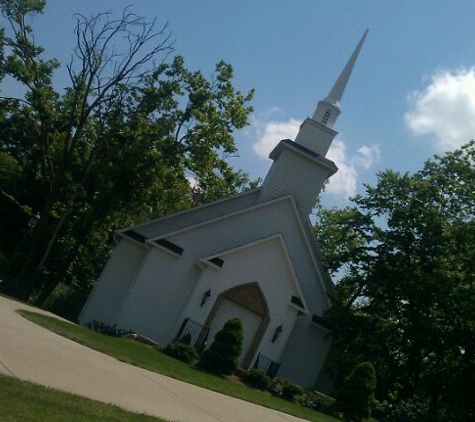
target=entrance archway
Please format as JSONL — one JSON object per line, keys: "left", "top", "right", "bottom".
{"left": 203, "top": 282, "right": 270, "bottom": 369}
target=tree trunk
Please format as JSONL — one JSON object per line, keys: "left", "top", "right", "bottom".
{"left": 16, "top": 193, "right": 55, "bottom": 282}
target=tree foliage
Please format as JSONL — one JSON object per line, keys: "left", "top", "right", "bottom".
{"left": 316, "top": 141, "right": 475, "bottom": 421}
{"left": 0, "top": 1, "right": 256, "bottom": 301}
{"left": 335, "top": 361, "right": 376, "bottom": 422}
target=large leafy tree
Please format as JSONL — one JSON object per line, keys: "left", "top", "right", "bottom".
{"left": 0, "top": 0, "right": 256, "bottom": 301}
{"left": 316, "top": 141, "right": 475, "bottom": 421}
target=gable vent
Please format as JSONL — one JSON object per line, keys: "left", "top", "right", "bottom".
{"left": 208, "top": 257, "right": 224, "bottom": 268}
{"left": 312, "top": 314, "right": 331, "bottom": 330}
{"left": 123, "top": 230, "right": 148, "bottom": 244}
{"left": 154, "top": 238, "right": 184, "bottom": 256}
{"left": 291, "top": 295, "right": 304, "bottom": 309}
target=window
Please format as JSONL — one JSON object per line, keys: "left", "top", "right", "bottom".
{"left": 322, "top": 109, "right": 331, "bottom": 124}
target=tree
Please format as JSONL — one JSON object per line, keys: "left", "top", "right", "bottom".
{"left": 335, "top": 361, "right": 376, "bottom": 422}
{"left": 199, "top": 318, "right": 243, "bottom": 375}
{"left": 0, "top": 1, "right": 256, "bottom": 301}
{"left": 316, "top": 141, "right": 475, "bottom": 421}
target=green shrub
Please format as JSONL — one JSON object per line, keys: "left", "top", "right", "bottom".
{"left": 373, "top": 395, "right": 430, "bottom": 422}
{"left": 85, "top": 320, "right": 133, "bottom": 337}
{"left": 199, "top": 318, "right": 243, "bottom": 375}
{"left": 42, "top": 283, "right": 87, "bottom": 321}
{"left": 268, "top": 377, "right": 284, "bottom": 397}
{"left": 335, "top": 361, "right": 377, "bottom": 422}
{"left": 163, "top": 340, "right": 198, "bottom": 364}
{"left": 282, "top": 380, "right": 303, "bottom": 400}
{"left": 241, "top": 369, "right": 271, "bottom": 390}
{"left": 268, "top": 377, "right": 303, "bottom": 401}
{"left": 178, "top": 333, "right": 192, "bottom": 345}
{"left": 299, "top": 390, "right": 336, "bottom": 415}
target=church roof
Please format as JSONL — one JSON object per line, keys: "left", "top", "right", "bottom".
{"left": 119, "top": 194, "right": 336, "bottom": 309}
{"left": 120, "top": 187, "right": 261, "bottom": 240}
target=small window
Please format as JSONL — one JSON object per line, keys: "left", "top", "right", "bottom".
{"left": 322, "top": 109, "right": 331, "bottom": 124}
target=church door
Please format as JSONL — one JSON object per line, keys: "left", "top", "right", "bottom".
{"left": 206, "top": 298, "right": 262, "bottom": 364}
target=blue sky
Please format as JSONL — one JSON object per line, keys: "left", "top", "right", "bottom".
{"left": 4, "top": 0, "right": 475, "bottom": 207}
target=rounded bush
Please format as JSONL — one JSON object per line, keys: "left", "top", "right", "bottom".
{"left": 163, "top": 341, "right": 198, "bottom": 364}
{"left": 242, "top": 369, "right": 271, "bottom": 390}
{"left": 282, "top": 380, "right": 303, "bottom": 400}
{"left": 300, "top": 390, "right": 336, "bottom": 415}
{"left": 199, "top": 318, "right": 243, "bottom": 375}
{"left": 269, "top": 377, "right": 303, "bottom": 400}
{"left": 178, "top": 333, "right": 192, "bottom": 345}
{"left": 335, "top": 361, "right": 377, "bottom": 422}
{"left": 268, "top": 377, "right": 284, "bottom": 397}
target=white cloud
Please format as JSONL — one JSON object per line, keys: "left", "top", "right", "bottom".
{"left": 353, "top": 144, "right": 381, "bottom": 170}
{"left": 404, "top": 68, "right": 475, "bottom": 150}
{"left": 326, "top": 140, "right": 380, "bottom": 198}
{"left": 252, "top": 118, "right": 301, "bottom": 158}
{"left": 249, "top": 114, "right": 380, "bottom": 200}
{"left": 326, "top": 138, "right": 358, "bottom": 198}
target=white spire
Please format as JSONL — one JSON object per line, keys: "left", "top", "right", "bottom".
{"left": 325, "top": 29, "right": 368, "bottom": 108}
{"left": 311, "top": 29, "right": 368, "bottom": 127}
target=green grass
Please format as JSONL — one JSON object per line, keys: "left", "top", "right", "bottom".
{"left": 17, "top": 309, "right": 339, "bottom": 422}
{"left": 0, "top": 373, "right": 167, "bottom": 422}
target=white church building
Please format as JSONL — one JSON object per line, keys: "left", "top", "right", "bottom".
{"left": 79, "top": 32, "right": 367, "bottom": 389}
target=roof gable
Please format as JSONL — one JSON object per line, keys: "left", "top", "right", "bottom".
{"left": 119, "top": 188, "right": 261, "bottom": 239}
{"left": 200, "top": 234, "right": 309, "bottom": 314}
{"left": 117, "top": 191, "right": 334, "bottom": 310}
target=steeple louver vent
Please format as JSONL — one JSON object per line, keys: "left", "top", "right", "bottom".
{"left": 322, "top": 110, "right": 331, "bottom": 124}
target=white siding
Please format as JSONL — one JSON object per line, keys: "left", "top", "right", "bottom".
{"left": 79, "top": 239, "right": 146, "bottom": 326}
{"left": 178, "top": 236, "right": 302, "bottom": 364}
{"left": 82, "top": 196, "right": 333, "bottom": 386}
{"left": 259, "top": 148, "right": 333, "bottom": 218}
{"left": 115, "top": 247, "right": 202, "bottom": 344}
{"left": 294, "top": 117, "right": 336, "bottom": 156}
{"left": 168, "top": 198, "right": 327, "bottom": 315}
{"left": 277, "top": 317, "right": 332, "bottom": 388}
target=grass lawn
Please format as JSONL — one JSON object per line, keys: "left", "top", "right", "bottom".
{"left": 0, "top": 373, "right": 167, "bottom": 422}
{"left": 18, "top": 309, "right": 339, "bottom": 422}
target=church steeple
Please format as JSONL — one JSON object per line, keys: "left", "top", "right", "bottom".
{"left": 259, "top": 31, "right": 367, "bottom": 219}
{"left": 312, "top": 29, "right": 368, "bottom": 129}
{"left": 294, "top": 30, "right": 368, "bottom": 157}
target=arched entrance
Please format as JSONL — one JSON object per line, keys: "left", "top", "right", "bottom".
{"left": 203, "top": 282, "right": 270, "bottom": 369}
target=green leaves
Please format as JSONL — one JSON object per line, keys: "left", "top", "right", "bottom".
{"left": 317, "top": 142, "right": 475, "bottom": 419}
{"left": 0, "top": 3, "right": 256, "bottom": 300}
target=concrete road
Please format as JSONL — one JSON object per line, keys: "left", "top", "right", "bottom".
{"left": 0, "top": 295, "right": 309, "bottom": 422}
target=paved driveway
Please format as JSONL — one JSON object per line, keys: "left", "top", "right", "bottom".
{"left": 0, "top": 295, "right": 308, "bottom": 422}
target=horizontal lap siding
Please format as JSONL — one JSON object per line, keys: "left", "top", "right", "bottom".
{"left": 96, "top": 197, "right": 331, "bottom": 386}
{"left": 115, "top": 248, "right": 201, "bottom": 345}
{"left": 184, "top": 237, "right": 300, "bottom": 363}
{"left": 169, "top": 199, "right": 327, "bottom": 315}
{"left": 277, "top": 317, "right": 332, "bottom": 388}
{"left": 259, "top": 149, "right": 330, "bottom": 218}
{"left": 79, "top": 240, "right": 146, "bottom": 326}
